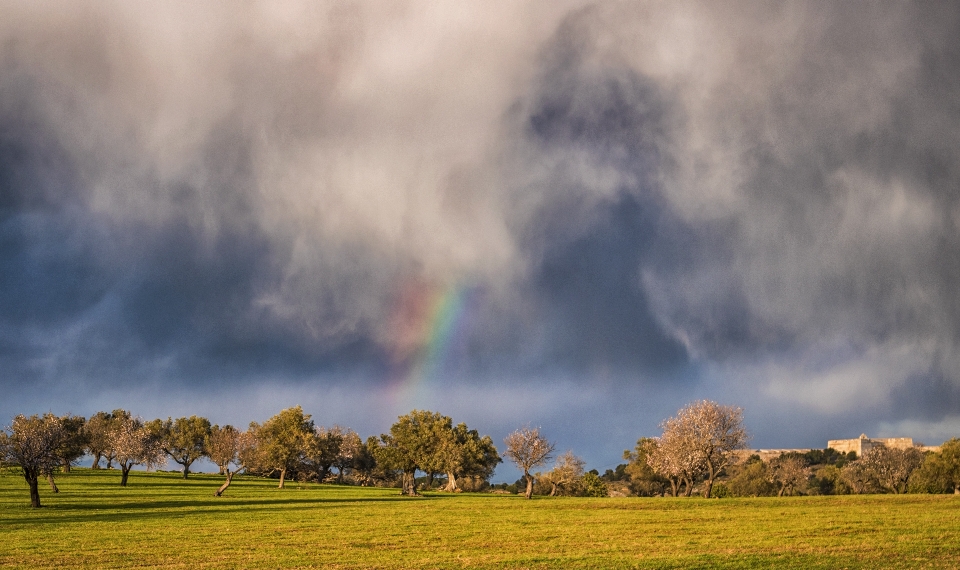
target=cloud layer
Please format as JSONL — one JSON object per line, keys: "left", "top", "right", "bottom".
{"left": 2, "top": 1, "right": 960, "bottom": 468}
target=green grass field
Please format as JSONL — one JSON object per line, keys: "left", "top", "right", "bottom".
{"left": 2, "top": 468, "right": 959, "bottom": 569}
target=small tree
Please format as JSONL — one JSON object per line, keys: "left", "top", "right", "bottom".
{"left": 83, "top": 411, "right": 114, "bottom": 469}
{"left": 546, "top": 451, "right": 585, "bottom": 496}
{"left": 623, "top": 438, "right": 669, "bottom": 496}
{"left": 503, "top": 425, "right": 555, "bottom": 499}
{"left": 304, "top": 425, "right": 344, "bottom": 483}
{"left": 84, "top": 409, "right": 130, "bottom": 469}
{"left": 910, "top": 439, "right": 960, "bottom": 494}
{"left": 43, "top": 413, "right": 88, "bottom": 493}
{"left": 726, "top": 455, "right": 775, "bottom": 497}
{"left": 581, "top": 471, "right": 609, "bottom": 497}
{"left": 248, "top": 406, "right": 314, "bottom": 488}
{"left": 331, "top": 428, "right": 363, "bottom": 484}
{"left": 860, "top": 445, "right": 925, "bottom": 494}
{"left": 769, "top": 453, "right": 809, "bottom": 496}
{"left": 207, "top": 424, "right": 241, "bottom": 476}
{"left": 660, "top": 400, "right": 748, "bottom": 498}
{"left": 208, "top": 427, "right": 257, "bottom": 497}
{"left": 112, "top": 416, "right": 166, "bottom": 486}
{"left": 1, "top": 414, "right": 66, "bottom": 508}
{"left": 150, "top": 416, "right": 212, "bottom": 479}
{"left": 644, "top": 434, "right": 703, "bottom": 497}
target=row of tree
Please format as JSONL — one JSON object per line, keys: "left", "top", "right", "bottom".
{"left": 618, "top": 401, "right": 960, "bottom": 497}
{"left": 1, "top": 407, "right": 526, "bottom": 507}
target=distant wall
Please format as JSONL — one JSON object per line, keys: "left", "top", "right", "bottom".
{"left": 827, "top": 435, "right": 915, "bottom": 456}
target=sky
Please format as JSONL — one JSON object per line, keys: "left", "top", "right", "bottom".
{"left": 2, "top": 1, "right": 960, "bottom": 481}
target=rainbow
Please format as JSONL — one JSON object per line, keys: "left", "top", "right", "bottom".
{"left": 385, "top": 280, "right": 481, "bottom": 409}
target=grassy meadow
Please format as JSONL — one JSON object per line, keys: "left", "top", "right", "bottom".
{"left": 2, "top": 468, "right": 960, "bottom": 569}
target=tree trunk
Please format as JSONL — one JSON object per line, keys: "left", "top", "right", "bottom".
{"left": 426, "top": 472, "right": 434, "bottom": 490}
{"left": 278, "top": 467, "right": 287, "bottom": 489}
{"left": 682, "top": 477, "right": 693, "bottom": 497}
{"left": 120, "top": 464, "right": 131, "bottom": 486}
{"left": 402, "top": 471, "right": 419, "bottom": 496}
{"left": 47, "top": 472, "right": 59, "bottom": 493}
{"left": 24, "top": 469, "right": 42, "bottom": 508}
{"left": 62, "top": 461, "right": 71, "bottom": 474}
{"left": 703, "top": 461, "right": 716, "bottom": 498}
{"left": 91, "top": 453, "right": 101, "bottom": 470}
{"left": 214, "top": 469, "right": 236, "bottom": 497}
{"left": 668, "top": 478, "right": 678, "bottom": 497}
{"left": 445, "top": 471, "right": 459, "bottom": 492}
{"left": 524, "top": 473, "right": 534, "bottom": 499}
{"left": 182, "top": 464, "right": 190, "bottom": 479}
{"left": 954, "top": 484, "right": 959, "bottom": 495}
{"left": 777, "top": 486, "right": 785, "bottom": 497}
{"left": 549, "top": 481, "right": 558, "bottom": 496}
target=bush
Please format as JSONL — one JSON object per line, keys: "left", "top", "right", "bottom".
{"left": 581, "top": 472, "right": 608, "bottom": 497}
{"left": 711, "top": 482, "right": 731, "bottom": 498}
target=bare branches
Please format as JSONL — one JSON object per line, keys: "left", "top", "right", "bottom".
{"left": 503, "top": 426, "right": 555, "bottom": 499}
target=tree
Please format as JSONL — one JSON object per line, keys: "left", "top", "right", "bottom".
{"left": 503, "top": 425, "right": 555, "bottom": 499}
{"left": 248, "top": 406, "right": 314, "bottom": 488}
{"left": 43, "top": 413, "right": 88, "bottom": 493}
{"left": 1, "top": 414, "right": 66, "bottom": 508}
{"left": 859, "top": 445, "right": 925, "bottom": 494}
{"left": 910, "top": 439, "right": 960, "bottom": 494}
{"left": 207, "top": 424, "right": 241, "bottom": 476}
{"left": 84, "top": 409, "right": 130, "bottom": 469}
{"left": 149, "top": 416, "right": 212, "bottom": 479}
{"left": 769, "top": 452, "right": 809, "bottom": 496}
{"left": 546, "top": 451, "right": 585, "bottom": 496}
{"left": 207, "top": 427, "right": 257, "bottom": 497}
{"left": 660, "top": 400, "right": 748, "bottom": 498}
{"left": 644, "top": 433, "right": 703, "bottom": 497}
{"left": 304, "top": 425, "right": 344, "bottom": 483}
{"left": 436, "top": 423, "right": 501, "bottom": 492}
{"left": 112, "top": 416, "right": 166, "bottom": 486}
{"left": 623, "top": 438, "right": 669, "bottom": 496}
{"left": 840, "top": 458, "right": 881, "bottom": 494}
{"left": 580, "top": 471, "right": 609, "bottom": 497}
{"left": 331, "top": 428, "right": 364, "bottom": 484}
{"left": 373, "top": 410, "right": 451, "bottom": 496}
{"left": 726, "top": 455, "right": 775, "bottom": 497}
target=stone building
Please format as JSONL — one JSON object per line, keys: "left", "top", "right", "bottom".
{"left": 827, "top": 434, "right": 915, "bottom": 456}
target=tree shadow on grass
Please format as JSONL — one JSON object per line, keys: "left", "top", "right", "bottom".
{"left": 11, "top": 494, "right": 455, "bottom": 525}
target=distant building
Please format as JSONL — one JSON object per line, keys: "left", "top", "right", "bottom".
{"left": 732, "top": 434, "right": 940, "bottom": 463}
{"left": 827, "top": 434, "right": 939, "bottom": 455}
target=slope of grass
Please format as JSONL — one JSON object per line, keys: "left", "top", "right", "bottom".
{"left": 2, "top": 468, "right": 959, "bottom": 569}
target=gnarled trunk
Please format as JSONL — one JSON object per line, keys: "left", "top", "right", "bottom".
{"left": 444, "top": 471, "right": 459, "bottom": 492}
{"left": 120, "top": 463, "right": 132, "bottom": 486}
{"left": 214, "top": 469, "right": 236, "bottom": 497}
{"left": 278, "top": 467, "right": 287, "bottom": 489}
{"left": 47, "top": 472, "right": 59, "bottom": 493}
{"left": 401, "top": 471, "right": 419, "bottom": 496}
{"left": 91, "top": 453, "right": 102, "bottom": 469}
{"left": 524, "top": 472, "right": 534, "bottom": 499}
{"left": 549, "top": 481, "right": 558, "bottom": 496}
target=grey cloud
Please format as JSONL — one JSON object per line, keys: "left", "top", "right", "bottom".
{"left": 2, "top": 1, "right": 960, "bottom": 456}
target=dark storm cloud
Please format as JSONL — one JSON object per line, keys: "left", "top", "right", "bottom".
{"left": 3, "top": 1, "right": 960, "bottom": 455}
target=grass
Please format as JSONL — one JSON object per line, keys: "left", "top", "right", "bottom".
{"left": 2, "top": 468, "right": 960, "bottom": 569}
